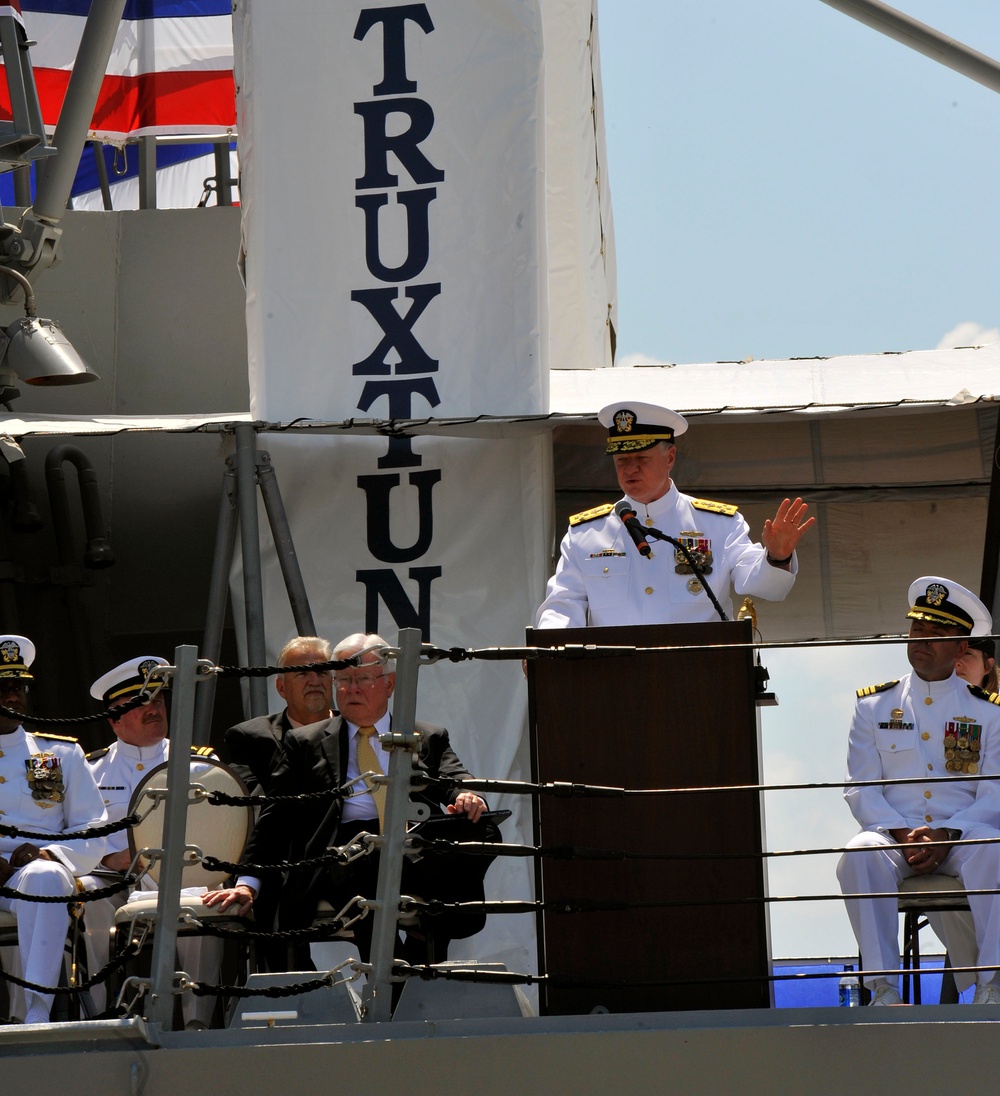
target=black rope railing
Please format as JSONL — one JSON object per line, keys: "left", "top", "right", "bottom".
{"left": 0, "top": 686, "right": 160, "bottom": 727}
{"left": 205, "top": 786, "right": 343, "bottom": 808}
{"left": 183, "top": 918, "right": 358, "bottom": 944}
{"left": 0, "top": 630, "right": 988, "bottom": 728}
{"left": 4, "top": 633, "right": 998, "bottom": 1018}
{"left": 0, "top": 936, "right": 142, "bottom": 997}
{"left": 378, "top": 960, "right": 1000, "bottom": 992}
{"left": 422, "top": 631, "right": 998, "bottom": 664}
{"left": 0, "top": 651, "right": 371, "bottom": 727}
{"left": 0, "top": 812, "right": 139, "bottom": 842}
{"left": 213, "top": 656, "right": 359, "bottom": 679}
{"left": 411, "top": 833, "right": 1000, "bottom": 863}
{"left": 183, "top": 957, "right": 1000, "bottom": 1000}
{"left": 191, "top": 970, "right": 359, "bottom": 1000}
{"left": 424, "top": 771, "right": 1000, "bottom": 800}
{"left": 395, "top": 886, "right": 1000, "bottom": 921}
{"left": 0, "top": 876, "right": 135, "bottom": 904}
{"left": 202, "top": 844, "right": 372, "bottom": 877}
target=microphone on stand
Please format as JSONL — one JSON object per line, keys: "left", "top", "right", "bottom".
{"left": 614, "top": 500, "right": 652, "bottom": 558}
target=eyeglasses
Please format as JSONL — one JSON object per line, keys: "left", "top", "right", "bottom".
{"left": 333, "top": 670, "right": 385, "bottom": 691}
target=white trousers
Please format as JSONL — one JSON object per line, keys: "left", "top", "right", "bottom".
{"left": 0, "top": 859, "right": 76, "bottom": 1023}
{"left": 926, "top": 910, "right": 977, "bottom": 993}
{"left": 82, "top": 881, "right": 222, "bottom": 1026}
{"left": 837, "top": 824, "right": 1000, "bottom": 990}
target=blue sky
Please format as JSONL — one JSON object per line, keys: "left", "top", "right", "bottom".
{"left": 600, "top": 0, "right": 1000, "bottom": 366}
{"left": 598, "top": 2, "right": 1000, "bottom": 964}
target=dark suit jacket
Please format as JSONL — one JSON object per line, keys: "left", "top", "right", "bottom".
{"left": 225, "top": 710, "right": 292, "bottom": 795}
{"left": 242, "top": 716, "right": 480, "bottom": 932}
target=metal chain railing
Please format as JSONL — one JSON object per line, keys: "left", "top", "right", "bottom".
{"left": 6, "top": 631, "right": 999, "bottom": 1018}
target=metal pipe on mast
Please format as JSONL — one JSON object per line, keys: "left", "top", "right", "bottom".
{"left": 818, "top": 0, "right": 1000, "bottom": 95}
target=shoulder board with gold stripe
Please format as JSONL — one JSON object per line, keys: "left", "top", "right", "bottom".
{"left": 86, "top": 745, "right": 111, "bottom": 762}
{"left": 856, "top": 680, "right": 900, "bottom": 698}
{"left": 968, "top": 685, "right": 1000, "bottom": 706}
{"left": 690, "top": 497, "right": 739, "bottom": 517}
{"left": 569, "top": 502, "right": 615, "bottom": 527}
{"left": 32, "top": 731, "right": 79, "bottom": 743}
{"left": 191, "top": 745, "right": 217, "bottom": 756}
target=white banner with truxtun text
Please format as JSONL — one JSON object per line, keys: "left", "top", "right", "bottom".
{"left": 234, "top": 0, "right": 614, "bottom": 976}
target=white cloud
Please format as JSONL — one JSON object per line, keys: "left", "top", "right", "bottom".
{"left": 936, "top": 321, "right": 1000, "bottom": 349}
{"left": 614, "top": 351, "right": 671, "bottom": 368}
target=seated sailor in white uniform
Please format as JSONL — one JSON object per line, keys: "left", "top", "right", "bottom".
{"left": 837, "top": 577, "right": 1000, "bottom": 1006}
{"left": 0, "top": 635, "right": 107, "bottom": 1025}
{"left": 535, "top": 400, "right": 815, "bottom": 629}
{"left": 84, "top": 656, "right": 220, "bottom": 1027}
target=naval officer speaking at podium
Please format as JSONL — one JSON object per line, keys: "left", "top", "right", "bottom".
{"left": 534, "top": 401, "right": 815, "bottom": 628}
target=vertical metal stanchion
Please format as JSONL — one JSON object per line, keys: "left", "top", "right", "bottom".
{"left": 361, "top": 628, "right": 422, "bottom": 1023}
{"left": 235, "top": 423, "right": 269, "bottom": 716}
{"left": 256, "top": 450, "right": 317, "bottom": 636}
{"left": 193, "top": 466, "right": 238, "bottom": 743}
{"left": 147, "top": 645, "right": 199, "bottom": 1031}
{"left": 213, "top": 141, "right": 233, "bottom": 207}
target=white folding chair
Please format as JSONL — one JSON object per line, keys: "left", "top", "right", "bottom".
{"left": 111, "top": 758, "right": 255, "bottom": 1019}
{"left": 897, "top": 874, "right": 970, "bottom": 1004}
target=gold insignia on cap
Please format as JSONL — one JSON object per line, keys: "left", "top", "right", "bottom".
{"left": 925, "top": 583, "right": 948, "bottom": 607}
{"left": 0, "top": 640, "right": 20, "bottom": 664}
{"left": 614, "top": 409, "right": 636, "bottom": 434}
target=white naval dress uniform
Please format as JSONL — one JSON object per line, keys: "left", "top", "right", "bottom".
{"left": 535, "top": 483, "right": 798, "bottom": 629}
{"left": 836, "top": 672, "right": 1000, "bottom": 990}
{"left": 85, "top": 738, "right": 221, "bottom": 1024}
{"left": 0, "top": 727, "right": 107, "bottom": 1024}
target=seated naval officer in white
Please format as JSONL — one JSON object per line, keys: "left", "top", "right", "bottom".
{"left": 924, "top": 637, "right": 1000, "bottom": 997}
{"left": 534, "top": 401, "right": 815, "bottom": 628}
{"left": 84, "top": 657, "right": 220, "bottom": 1027}
{"left": 837, "top": 578, "right": 1000, "bottom": 1006}
{"left": 0, "top": 635, "right": 107, "bottom": 1025}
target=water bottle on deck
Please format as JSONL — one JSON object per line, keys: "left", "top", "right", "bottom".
{"left": 838, "top": 965, "right": 860, "bottom": 1007}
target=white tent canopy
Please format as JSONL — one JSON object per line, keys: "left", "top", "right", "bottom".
{"left": 1, "top": 342, "right": 996, "bottom": 438}
{"left": 2, "top": 344, "right": 995, "bottom": 646}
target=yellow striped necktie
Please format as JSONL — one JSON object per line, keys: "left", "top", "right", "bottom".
{"left": 356, "top": 724, "right": 386, "bottom": 829}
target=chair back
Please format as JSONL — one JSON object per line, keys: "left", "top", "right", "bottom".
{"left": 127, "top": 758, "right": 252, "bottom": 890}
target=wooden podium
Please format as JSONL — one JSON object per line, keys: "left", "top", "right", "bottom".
{"left": 526, "top": 620, "right": 772, "bottom": 1014}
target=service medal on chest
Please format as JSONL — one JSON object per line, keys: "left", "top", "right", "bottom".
{"left": 674, "top": 531, "right": 713, "bottom": 575}
{"left": 24, "top": 752, "right": 64, "bottom": 804}
{"left": 944, "top": 717, "right": 982, "bottom": 774}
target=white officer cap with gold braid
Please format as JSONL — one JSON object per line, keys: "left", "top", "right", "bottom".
{"left": 91, "top": 656, "right": 169, "bottom": 705}
{"left": 598, "top": 401, "right": 688, "bottom": 454}
{"left": 906, "top": 576, "right": 991, "bottom": 637}
{"left": 0, "top": 635, "right": 34, "bottom": 679}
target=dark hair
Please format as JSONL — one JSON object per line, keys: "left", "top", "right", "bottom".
{"left": 966, "top": 638, "right": 999, "bottom": 693}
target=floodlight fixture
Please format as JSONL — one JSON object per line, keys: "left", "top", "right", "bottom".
{"left": 0, "top": 264, "right": 98, "bottom": 401}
